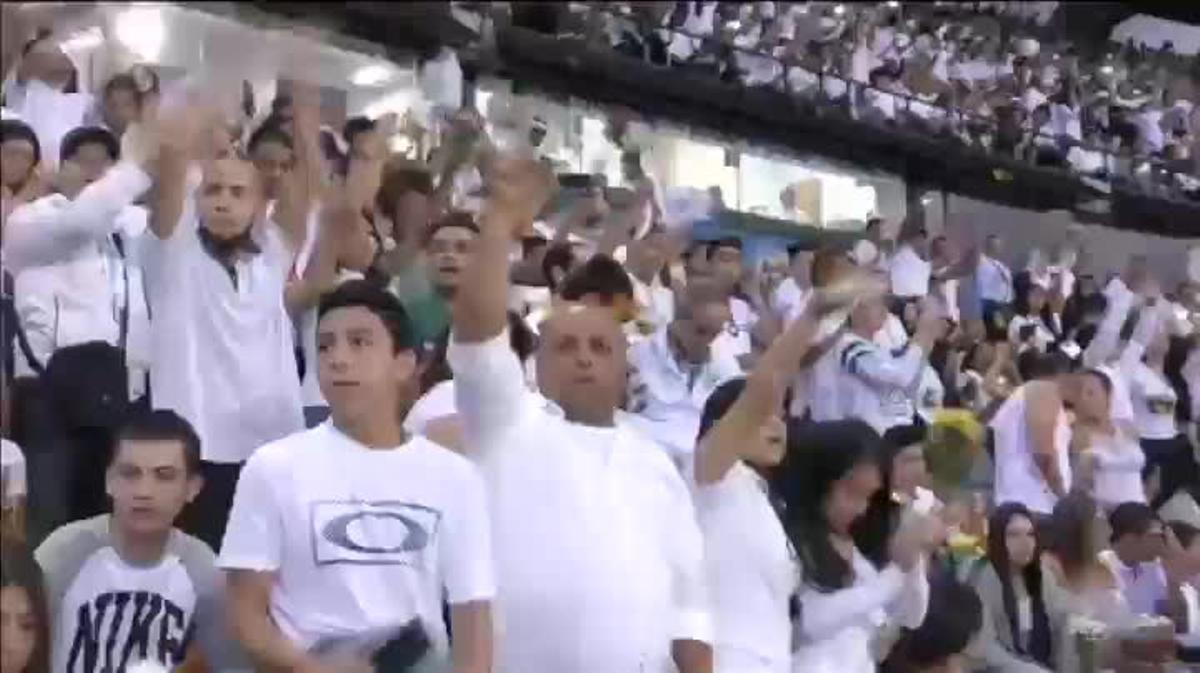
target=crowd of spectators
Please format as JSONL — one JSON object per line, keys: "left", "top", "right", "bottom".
{"left": 1, "top": 5, "right": 1200, "bottom": 673}
{"left": 506, "top": 1, "right": 1200, "bottom": 200}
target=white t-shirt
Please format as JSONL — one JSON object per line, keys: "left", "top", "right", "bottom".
{"left": 141, "top": 195, "right": 303, "bottom": 463}
{"left": 889, "top": 245, "right": 931, "bottom": 298}
{"left": 1120, "top": 346, "right": 1179, "bottom": 440}
{"left": 1, "top": 439, "right": 26, "bottom": 503}
{"left": 448, "top": 332, "right": 712, "bottom": 673}
{"left": 695, "top": 462, "right": 795, "bottom": 673}
{"left": 219, "top": 424, "right": 494, "bottom": 655}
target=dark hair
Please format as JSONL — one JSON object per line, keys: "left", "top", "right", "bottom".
{"left": 986, "top": 502, "right": 1053, "bottom": 665}
{"left": 885, "top": 579, "right": 983, "bottom": 672}
{"left": 318, "top": 279, "right": 415, "bottom": 353}
{"left": 102, "top": 73, "right": 139, "bottom": 99}
{"left": 247, "top": 121, "right": 294, "bottom": 154}
{"left": 419, "top": 311, "right": 537, "bottom": 393}
{"left": 1168, "top": 520, "right": 1199, "bottom": 548}
{"left": 560, "top": 254, "right": 634, "bottom": 304}
{"left": 1, "top": 540, "right": 51, "bottom": 673}
{"left": 0, "top": 119, "right": 41, "bottom": 179}
{"left": 59, "top": 126, "right": 119, "bottom": 164}
{"left": 706, "top": 237, "right": 743, "bottom": 259}
{"left": 113, "top": 409, "right": 203, "bottom": 476}
{"left": 1049, "top": 491, "right": 1101, "bottom": 582}
{"left": 342, "top": 116, "right": 375, "bottom": 145}
{"left": 774, "top": 420, "right": 885, "bottom": 592}
{"left": 1018, "top": 351, "right": 1072, "bottom": 381}
{"left": 1109, "top": 502, "right": 1158, "bottom": 543}
{"left": 855, "top": 424, "right": 925, "bottom": 569}
{"left": 425, "top": 211, "right": 480, "bottom": 245}
{"left": 541, "top": 243, "right": 576, "bottom": 291}
{"left": 697, "top": 378, "right": 747, "bottom": 440}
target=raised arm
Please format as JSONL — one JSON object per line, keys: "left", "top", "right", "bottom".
{"left": 454, "top": 156, "right": 555, "bottom": 343}
{"left": 448, "top": 156, "right": 556, "bottom": 445}
{"left": 3, "top": 161, "right": 151, "bottom": 274}
{"left": 693, "top": 279, "right": 868, "bottom": 484}
{"left": 147, "top": 105, "right": 209, "bottom": 240}
{"left": 272, "top": 81, "right": 323, "bottom": 250}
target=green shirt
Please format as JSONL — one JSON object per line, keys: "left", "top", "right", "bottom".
{"left": 388, "top": 262, "right": 451, "bottom": 350}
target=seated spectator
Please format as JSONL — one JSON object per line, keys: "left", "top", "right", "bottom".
{"left": 34, "top": 410, "right": 239, "bottom": 672}
{"left": 970, "top": 502, "right": 1056, "bottom": 672}
{"left": 1099, "top": 503, "right": 1170, "bottom": 617}
{"left": 222, "top": 281, "right": 494, "bottom": 671}
{"left": 627, "top": 279, "right": 741, "bottom": 464}
{"left": 0, "top": 538, "right": 50, "bottom": 673}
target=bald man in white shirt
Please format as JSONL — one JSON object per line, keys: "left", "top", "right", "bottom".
{"left": 449, "top": 156, "right": 713, "bottom": 673}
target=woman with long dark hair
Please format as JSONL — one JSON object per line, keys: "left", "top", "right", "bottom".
{"left": 1071, "top": 369, "right": 1147, "bottom": 510}
{"left": 693, "top": 277, "right": 864, "bottom": 673}
{"left": 969, "top": 503, "right": 1055, "bottom": 672}
{"left": 0, "top": 540, "right": 49, "bottom": 673}
{"left": 777, "top": 420, "right": 930, "bottom": 673}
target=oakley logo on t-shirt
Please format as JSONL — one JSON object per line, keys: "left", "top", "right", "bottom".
{"left": 312, "top": 501, "right": 442, "bottom": 567}
{"left": 66, "top": 590, "right": 190, "bottom": 673}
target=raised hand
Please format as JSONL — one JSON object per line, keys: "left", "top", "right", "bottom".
{"left": 481, "top": 154, "right": 557, "bottom": 240}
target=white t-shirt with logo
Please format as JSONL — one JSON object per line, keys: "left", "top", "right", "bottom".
{"left": 35, "top": 515, "right": 236, "bottom": 673}
{"left": 218, "top": 424, "right": 494, "bottom": 656}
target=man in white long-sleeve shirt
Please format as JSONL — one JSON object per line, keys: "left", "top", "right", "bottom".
{"left": 448, "top": 156, "right": 713, "bottom": 673}
{"left": 4, "top": 123, "right": 160, "bottom": 541}
{"left": 831, "top": 293, "right": 944, "bottom": 435}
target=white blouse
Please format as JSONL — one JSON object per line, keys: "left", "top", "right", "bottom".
{"left": 792, "top": 550, "right": 928, "bottom": 673}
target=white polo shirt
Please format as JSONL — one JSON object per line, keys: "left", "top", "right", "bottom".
{"left": 627, "top": 327, "right": 743, "bottom": 461}
{"left": 219, "top": 424, "right": 494, "bottom": 656}
{"left": 449, "top": 332, "right": 712, "bottom": 673}
{"left": 141, "top": 189, "right": 303, "bottom": 464}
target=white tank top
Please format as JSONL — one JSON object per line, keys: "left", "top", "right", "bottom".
{"left": 1088, "top": 433, "right": 1147, "bottom": 508}
{"left": 990, "top": 384, "right": 1072, "bottom": 514}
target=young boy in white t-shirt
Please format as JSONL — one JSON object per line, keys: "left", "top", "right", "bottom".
{"left": 35, "top": 409, "right": 240, "bottom": 673}
{"left": 221, "top": 280, "right": 494, "bottom": 673}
